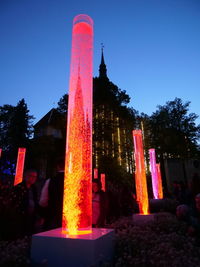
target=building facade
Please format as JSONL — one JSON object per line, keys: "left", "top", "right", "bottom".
{"left": 93, "top": 50, "right": 135, "bottom": 174}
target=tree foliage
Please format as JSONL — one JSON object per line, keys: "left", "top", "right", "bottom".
{"left": 0, "top": 99, "right": 34, "bottom": 156}
{"left": 93, "top": 77, "right": 131, "bottom": 109}
{"left": 56, "top": 94, "right": 68, "bottom": 115}
{"left": 141, "top": 98, "right": 200, "bottom": 159}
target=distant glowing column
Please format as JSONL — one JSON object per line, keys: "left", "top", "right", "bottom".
{"left": 94, "top": 168, "right": 98, "bottom": 179}
{"left": 14, "top": 148, "right": 26, "bottom": 186}
{"left": 0, "top": 148, "right": 2, "bottom": 158}
{"left": 156, "top": 163, "right": 163, "bottom": 199}
{"left": 101, "top": 173, "right": 106, "bottom": 192}
{"left": 63, "top": 14, "right": 93, "bottom": 235}
{"left": 149, "top": 149, "right": 159, "bottom": 199}
{"left": 132, "top": 130, "right": 149, "bottom": 215}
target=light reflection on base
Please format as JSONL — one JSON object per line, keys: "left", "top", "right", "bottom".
{"left": 33, "top": 227, "right": 112, "bottom": 240}
{"left": 62, "top": 229, "right": 92, "bottom": 236}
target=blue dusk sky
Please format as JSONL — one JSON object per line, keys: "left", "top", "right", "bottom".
{"left": 0, "top": 0, "right": 200, "bottom": 125}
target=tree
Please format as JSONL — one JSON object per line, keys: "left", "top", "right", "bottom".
{"left": 93, "top": 77, "right": 131, "bottom": 110}
{"left": 56, "top": 94, "right": 68, "bottom": 115}
{"left": 56, "top": 94, "right": 68, "bottom": 139}
{"left": 149, "top": 98, "right": 200, "bottom": 158}
{"left": 0, "top": 99, "right": 34, "bottom": 159}
{"left": 0, "top": 104, "right": 15, "bottom": 151}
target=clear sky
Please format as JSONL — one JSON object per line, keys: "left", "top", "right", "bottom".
{"left": 0, "top": 0, "right": 200, "bottom": 125}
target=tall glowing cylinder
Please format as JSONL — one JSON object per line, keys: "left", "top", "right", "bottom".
{"left": 156, "top": 163, "right": 163, "bottom": 199}
{"left": 132, "top": 130, "right": 149, "bottom": 215}
{"left": 149, "top": 148, "right": 159, "bottom": 199}
{"left": 63, "top": 14, "right": 93, "bottom": 235}
{"left": 0, "top": 148, "right": 2, "bottom": 158}
{"left": 14, "top": 148, "right": 26, "bottom": 186}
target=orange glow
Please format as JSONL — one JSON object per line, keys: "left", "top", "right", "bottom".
{"left": 100, "top": 173, "right": 106, "bottom": 192}
{"left": 132, "top": 130, "right": 149, "bottom": 215}
{"left": 62, "top": 15, "right": 93, "bottom": 235}
{"left": 62, "top": 229, "right": 92, "bottom": 236}
{"left": 156, "top": 163, "right": 163, "bottom": 199}
{"left": 94, "top": 168, "right": 98, "bottom": 179}
{"left": 14, "top": 148, "right": 26, "bottom": 186}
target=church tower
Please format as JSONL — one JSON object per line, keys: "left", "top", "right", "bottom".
{"left": 93, "top": 46, "right": 135, "bottom": 175}
{"left": 99, "top": 44, "right": 108, "bottom": 79}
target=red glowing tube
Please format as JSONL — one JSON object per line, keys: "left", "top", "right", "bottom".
{"left": 132, "top": 130, "right": 149, "bottom": 215}
{"left": 14, "top": 148, "right": 26, "bottom": 186}
{"left": 156, "top": 163, "right": 163, "bottom": 199}
{"left": 94, "top": 168, "right": 98, "bottom": 179}
{"left": 149, "top": 149, "right": 159, "bottom": 199}
{"left": 100, "top": 173, "right": 106, "bottom": 192}
{"left": 0, "top": 148, "right": 2, "bottom": 158}
{"left": 62, "top": 14, "right": 93, "bottom": 235}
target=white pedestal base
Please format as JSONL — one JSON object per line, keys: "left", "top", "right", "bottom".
{"left": 31, "top": 228, "right": 114, "bottom": 267}
{"left": 132, "top": 214, "right": 155, "bottom": 224}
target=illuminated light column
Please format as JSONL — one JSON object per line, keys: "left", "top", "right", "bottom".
{"left": 94, "top": 168, "right": 98, "bottom": 179}
{"left": 156, "top": 163, "right": 163, "bottom": 199}
{"left": 149, "top": 148, "right": 159, "bottom": 199}
{"left": 132, "top": 130, "right": 149, "bottom": 215}
{"left": 0, "top": 148, "right": 2, "bottom": 158}
{"left": 14, "top": 148, "right": 26, "bottom": 186}
{"left": 63, "top": 14, "right": 93, "bottom": 235}
{"left": 100, "top": 173, "right": 106, "bottom": 192}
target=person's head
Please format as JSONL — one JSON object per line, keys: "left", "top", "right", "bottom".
{"left": 24, "top": 169, "right": 38, "bottom": 187}
{"left": 176, "top": 204, "right": 189, "bottom": 220}
{"left": 195, "top": 193, "right": 200, "bottom": 211}
{"left": 92, "top": 180, "right": 101, "bottom": 193}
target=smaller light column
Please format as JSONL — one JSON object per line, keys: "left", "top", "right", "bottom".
{"left": 14, "top": 148, "right": 26, "bottom": 186}
{"left": 100, "top": 173, "right": 106, "bottom": 192}
{"left": 149, "top": 149, "right": 159, "bottom": 199}
{"left": 94, "top": 168, "right": 98, "bottom": 179}
{"left": 0, "top": 148, "right": 2, "bottom": 158}
{"left": 132, "top": 130, "right": 149, "bottom": 215}
{"left": 156, "top": 163, "right": 163, "bottom": 199}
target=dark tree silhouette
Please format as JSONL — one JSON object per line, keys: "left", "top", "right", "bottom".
{"left": 56, "top": 94, "right": 68, "bottom": 115}
{"left": 140, "top": 98, "right": 200, "bottom": 159}
{"left": 0, "top": 99, "right": 34, "bottom": 155}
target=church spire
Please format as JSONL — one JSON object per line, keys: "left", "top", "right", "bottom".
{"left": 99, "top": 43, "right": 107, "bottom": 79}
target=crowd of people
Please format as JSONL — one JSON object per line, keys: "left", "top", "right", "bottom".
{"left": 0, "top": 161, "right": 113, "bottom": 239}
{"left": 1, "top": 165, "right": 200, "bottom": 245}
{"left": 173, "top": 174, "right": 200, "bottom": 244}
{"left": 0, "top": 169, "right": 39, "bottom": 239}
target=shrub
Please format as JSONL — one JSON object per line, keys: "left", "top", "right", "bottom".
{"left": 108, "top": 213, "right": 200, "bottom": 267}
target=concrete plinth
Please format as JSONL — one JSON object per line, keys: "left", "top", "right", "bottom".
{"left": 132, "top": 214, "right": 155, "bottom": 224}
{"left": 31, "top": 228, "right": 114, "bottom": 267}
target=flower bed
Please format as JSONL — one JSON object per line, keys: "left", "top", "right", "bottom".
{"left": 1, "top": 213, "right": 200, "bottom": 266}
{"left": 0, "top": 236, "right": 31, "bottom": 267}
{"left": 108, "top": 213, "right": 200, "bottom": 267}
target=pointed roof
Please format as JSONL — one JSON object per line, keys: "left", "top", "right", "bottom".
{"left": 99, "top": 44, "right": 108, "bottom": 79}
{"left": 101, "top": 49, "right": 106, "bottom": 65}
{"left": 34, "top": 108, "right": 64, "bottom": 128}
